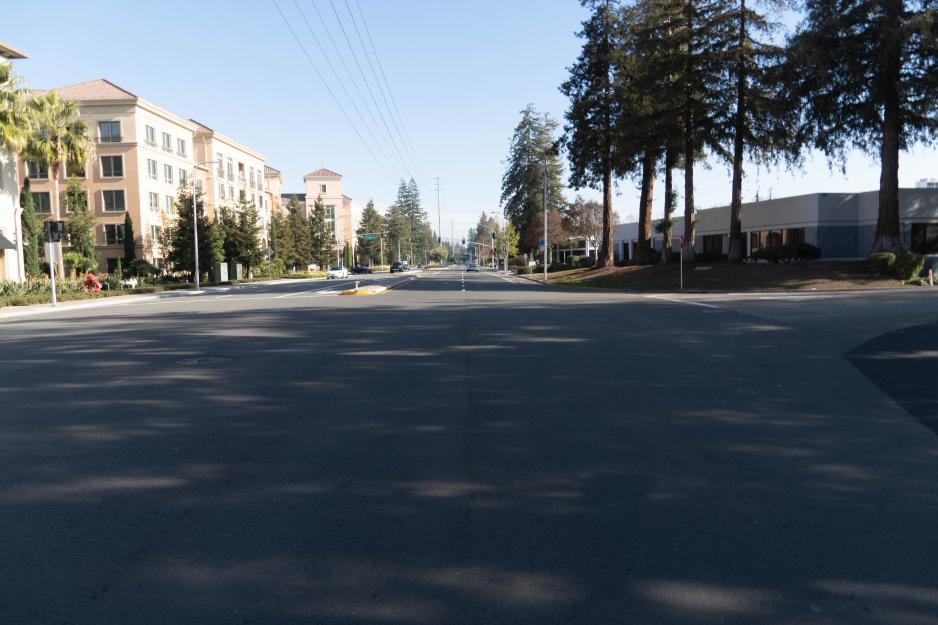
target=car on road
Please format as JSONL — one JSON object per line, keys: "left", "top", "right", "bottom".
{"left": 417, "top": 263, "right": 425, "bottom": 269}
{"left": 326, "top": 266, "right": 349, "bottom": 279}
{"left": 467, "top": 262, "right": 479, "bottom": 272}
{"left": 350, "top": 266, "right": 374, "bottom": 274}
{"left": 390, "top": 261, "right": 406, "bottom": 274}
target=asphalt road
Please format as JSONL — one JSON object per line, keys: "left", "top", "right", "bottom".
{"left": 2, "top": 268, "right": 937, "bottom": 625}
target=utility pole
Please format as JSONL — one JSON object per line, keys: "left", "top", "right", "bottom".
{"left": 436, "top": 178, "right": 442, "bottom": 261}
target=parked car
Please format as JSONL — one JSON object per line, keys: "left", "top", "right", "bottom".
{"left": 326, "top": 266, "right": 348, "bottom": 279}
{"left": 390, "top": 261, "right": 406, "bottom": 274}
{"left": 467, "top": 262, "right": 479, "bottom": 272}
{"left": 417, "top": 263, "right": 425, "bottom": 269}
{"left": 351, "top": 266, "right": 374, "bottom": 274}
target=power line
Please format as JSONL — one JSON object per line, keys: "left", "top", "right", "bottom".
{"left": 307, "top": 0, "right": 406, "bottom": 179}
{"left": 351, "top": 0, "right": 434, "bottom": 185}
{"left": 325, "top": 0, "right": 421, "bottom": 185}
{"left": 271, "top": 0, "right": 397, "bottom": 185}
{"left": 341, "top": 0, "right": 429, "bottom": 187}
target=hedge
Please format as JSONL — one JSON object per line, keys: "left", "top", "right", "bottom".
{"left": 869, "top": 252, "right": 897, "bottom": 276}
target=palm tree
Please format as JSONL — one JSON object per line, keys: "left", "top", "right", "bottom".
{"left": 25, "top": 91, "right": 92, "bottom": 273}
{"left": 0, "top": 63, "right": 29, "bottom": 153}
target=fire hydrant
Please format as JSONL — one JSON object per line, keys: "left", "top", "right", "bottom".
{"left": 83, "top": 272, "right": 102, "bottom": 293}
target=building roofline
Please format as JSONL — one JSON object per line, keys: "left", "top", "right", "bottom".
{"left": 0, "top": 42, "right": 28, "bottom": 59}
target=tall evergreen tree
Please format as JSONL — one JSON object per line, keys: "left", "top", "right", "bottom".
{"left": 161, "top": 190, "right": 221, "bottom": 280}
{"left": 63, "top": 176, "right": 96, "bottom": 263}
{"left": 561, "top": 0, "right": 622, "bottom": 266}
{"left": 356, "top": 200, "right": 384, "bottom": 265}
{"left": 500, "top": 104, "right": 567, "bottom": 254}
{"left": 719, "top": 0, "right": 793, "bottom": 261}
{"left": 308, "top": 195, "right": 334, "bottom": 269}
{"left": 270, "top": 208, "right": 293, "bottom": 264}
{"left": 286, "top": 197, "right": 311, "bottom": 268}
{"left": 236, "top": 201, "right": 265, "bottom": 275}
{"left": 123, "top": 213, "right": 136, "bottom": 262}
{"left": 19, "top": 177, "right": 42, "bottom": 278}
{"left": 790, "top": 0, "right": 938, "bottom": 255}
{"left": 384, "top": 202, "right": 408, "bottom": 262}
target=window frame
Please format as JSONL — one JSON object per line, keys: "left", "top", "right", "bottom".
{"left": 102, "top": 190, "right": 126, "bottom": 213}
{"left": 32, "top": 191, "right": 52, "bottom": 213}
{"left": 101, "top": 155, "right": 124, "bottom": 178}
{"left": 98, "top": 120, "right": 121, "bottom": 143}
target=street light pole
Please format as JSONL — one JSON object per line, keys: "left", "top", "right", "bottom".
{"left": 191, "top": 160, "right": 220, "bottom": 293}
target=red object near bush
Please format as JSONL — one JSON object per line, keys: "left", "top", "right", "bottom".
{"left": 83, "top": 273, "right": 102, "bottom": 293}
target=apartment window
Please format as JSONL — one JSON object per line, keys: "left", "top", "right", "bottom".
{"left": 32, "top": 192, "right": 51, "bottom": 213}
{"left": 67, "top": 162, "right": 86, "bottom": 178}
{"left": 27, "top": 160, "right": 49, "bottom": 179}
{"left": 249, "top": 167, "right": 255, "bottom": 187}
{"left": 229, "top": 185, "right": 234, "bottom": 200}
{"left": 912, "top": 223, "right": 938, "bottom": 254}
{"left": 101, "top": 191, "right": 126, "bottom": 213}
{"left": 325, "top": 205, "right": 336, "bottom": 219}
{"left": 150, "top": 225, "right": 162, "bottom": 243}
{"left": 164, "top": 164, "right": 173, "bottom": 184}
{"left": 320, "top": 184, "right": 326, "bottom": 194}
{"left": 227, "top": 158, "right": 233, "bottom": 181}
{"left": 145, "top": 125, "right": 156, "bottom": 145}
{"left": 219, "top": 183, "right": 226, "bottom": 200}
{"left": 147, "top": 159, "right": 158, "bottom": 180}
{"left": 165, "top": 195, "right": 175, "bottom": 215}
{"left": 149, "top": 192, "right": 159, "bottom": 212}
{"left": 238, "top": 162, "right": 245, "bottom": 180}
{"left": 176, "top": 137, "right": 187, "bottom": 156}
{"left": 178, "top": 169, "right": 188, "bottom": 187}
{"left": 104, "top": 223, "right": 124, "bottom": 245}
{"left": 216, "top": 153, "right": 224, "bottom": 177}
{"left": 250, "top": 193, "right": 255, "bottom": 204}
{"left": 101, "top": 155, "right": 123, "bottom": 178}
{"left": 98, "top": 121, "right": 121, "bottom": 142}
{"left": 161, "top": 132, "right": 172, "bottom": 151}
{"left": 195, "top": 179, "right": 204, "bottom": 193}
{"left": 239, "top": 190, "right": 246, "bottom": 202}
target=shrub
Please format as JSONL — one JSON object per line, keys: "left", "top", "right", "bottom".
{"left": 512, "top": 255, "right": 528, "bottom": 267}
{"left": 793, "top": 242, "right": 822, "bottom": 261}
{"left": 64, "top": 252, "right": 97, "bottom": 276}
{"left": 578, "top": 256, "right": 596, "bottom": 268}
{"left": 646, "top": 248, "right": 661, "bottom": 265}
{"left": 869, "top": 252, "right": 897, "bottom": 275}
{"left": 126, "top": 259, "right": 160, "bottom": 277}
{"left": 895, "top": 252, "right": 925, "bottom": 281}
{"left": 253, "top": 259, "right": 286, "bottom": 278}
{"left": 515, "top": 266, "right": 533, "bottom": 275}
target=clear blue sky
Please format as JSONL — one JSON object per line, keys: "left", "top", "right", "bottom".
{"left": 6, "top": 0, "right": 937, "bottom": 238}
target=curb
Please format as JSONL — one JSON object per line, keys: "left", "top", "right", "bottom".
{"left": 341, "top": 285, "right": 388, "bottom": 296}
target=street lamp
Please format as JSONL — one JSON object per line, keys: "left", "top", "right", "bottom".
{"left": 191, "top": 160, "right": 220, "bottom": 292}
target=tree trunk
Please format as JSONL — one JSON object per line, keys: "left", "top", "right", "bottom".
{"left": 598, "top": 161, "right": 614, "bottom": 267}
{"left": 662, "top": 149, "right": 675, "bottom": 264}
{"left": 637, "top": 149, "right": 656, "bottom": 264}
{"left": 872, "top": 0, "right": 904, "bottom": 255}
{"left": 683, "top": 112, "right": 697, "bottom": 263}
{"left": 728, "top": 0, "right": 747, "bottom": 263}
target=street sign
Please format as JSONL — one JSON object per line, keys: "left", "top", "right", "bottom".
{"left": 538, "top": 239, "right": 545, "bottom": 246}
{"left": 363, "top": 234, "right": 377, "bottom": 241}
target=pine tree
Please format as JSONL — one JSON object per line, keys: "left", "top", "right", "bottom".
{"left": 500, "top": 104, "right": 567, "bottom": 254}
{"left": 790, "top": 0, "right": 938, "bottom": 255}
{"left": 356, "top": 200, "right": 383, "bottom": 265}
{"left": 123, "top": 213, "right": 136, "bottom": 262}
{"left": 384, "top": 202, "right": 408, "bottom": 262}
{"left": 270, "top": 208, "right": 293, "bottom": 264}
{"left": 19, "top": 177, "right": 42, "bottom": 278}
{"left": 286, "top": 197, "right": 311, "bottom": 268}
{"left": 561, "top": 0, "right": 622, "bottom": 266}
{"left": 308, "top": 195, "right": 334, "bottom": 270}
{"left": 236, "top": 201, "right": 265, "bottom": 275}
{"left": 63, "top": 177, "right": 96, "bottom": 263}
{"left": 161, "top": 190, "right": 221, "bottom": 280}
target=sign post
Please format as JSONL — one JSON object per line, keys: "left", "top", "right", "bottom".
{"left": 45, "top": 220, "right": 64, "bottom": 306}
{"left": 679, "top": 234, "right": 684, "bottom": 292}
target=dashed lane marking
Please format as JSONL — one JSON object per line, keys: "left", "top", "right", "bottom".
{"left": 644, "top": 295, "right": 721, "bottom": 309}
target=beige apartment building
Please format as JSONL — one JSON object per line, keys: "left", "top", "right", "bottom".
{"left": 19, "top": 79, "right": 272, "bottom": 274}
{"left": 302, "top": 168, "right": 363, "bottom": 262}
{"left": 0, "top": 41, "right": 27, "bottom": 282}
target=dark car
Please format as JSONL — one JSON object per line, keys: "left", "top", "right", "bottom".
{"left": 351, "top": 266, "right": 374, "bottom": 274}
{"left": 390, "top": 261, "right": 406, "bottom": 274}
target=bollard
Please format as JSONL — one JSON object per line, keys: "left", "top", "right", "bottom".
{"left": 355, "top": 281, "right": 359, "bottom": 291}
{"left": 930, "top": 269, "right": 934, "bottom": 287}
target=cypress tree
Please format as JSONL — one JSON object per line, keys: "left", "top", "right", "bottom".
{"left": 123, "top": 213, "right": 136, "bottom": 262}
{"left": 19, "top": 177, "right": 42, "bottom": 278}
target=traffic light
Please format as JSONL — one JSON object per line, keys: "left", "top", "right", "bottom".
{"left": 438, "top": 236, "right": 441, "bottom": 244}
{"left": 461, "top": 238, "right": 466, "bottom": 245}
{"left": 44, "top": 220, "right": 64, "bottom": 242}
{"left": 491, "top": 232, "right": 496, "bottom": 240}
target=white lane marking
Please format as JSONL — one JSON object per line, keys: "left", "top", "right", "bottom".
{"left": 275, "top": 281, "right": 357, "bottom": 298}
{"left": 644, "top": 295, "right": 721, "bottom": 309}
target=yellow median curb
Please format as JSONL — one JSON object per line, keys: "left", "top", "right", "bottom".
{"left": 341, "top": 285, "right": 388, "bottom": 296}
